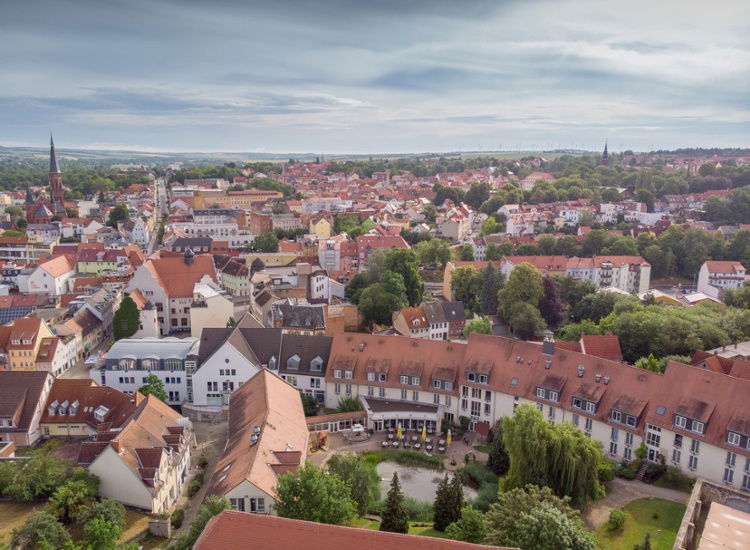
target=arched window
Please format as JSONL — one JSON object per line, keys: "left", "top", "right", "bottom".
{"left": 142, "top": 358, "right": 159, "bottom": 370}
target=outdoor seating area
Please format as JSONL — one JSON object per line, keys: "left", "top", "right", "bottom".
{"left": 376, "top": 425, "right": 452, "bottom": 455}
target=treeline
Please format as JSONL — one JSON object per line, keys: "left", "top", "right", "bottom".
{"left": 169, "top": 161, "right": 281, "bottom": 184}
{"left": 0, "top": 161, "right": 151, "bottom": 195}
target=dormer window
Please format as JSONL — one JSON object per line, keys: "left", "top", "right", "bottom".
{"left": 48, "top": 400, "right": 59, "bottom": 416}
{"left": 536, "top": 387, "right": 559, "bottom": 403}
{"left": 411, "top": 376, "right": 420, "bottom": 386}
{"left": 59, "top": 400, "right": 69, "bottom": 416}
{"left": 94, "top": 405, "right": 110, "bottom": 422}
{"left": 287, "top": 354, "right": 300, "bottom": 371}
{"left": 673, "top": 414, "right": 704, "bottom": 435}
{"left": 378, "top": 373, "right": 387, "bottom": 383}
{"left": 433, "top": 379, "right": 441, "bottom": 390}
{"left": 367, "top": 372, "right": 375, "bottom": 382}
{"left": 269, "top": 356, "right": 277, "bottom": 370}
{"left": 333, "top": 369, "right": 342, "bottom": 379}
{"left": 343, "top": 370, "right": 353, "bottom": 380}
{"left": 728, "top": 432, "right": 741, "bottom": 446}
{"left": 310, "top": 356, "right": 323, "bottom": 372}
{"left": 69, "top": 400, "right": 79, "bottom": 416}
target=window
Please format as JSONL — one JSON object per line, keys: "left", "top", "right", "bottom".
{"left": 485, "top": 390, "right": 491, "bottom": 402}
{"left": 674, "top": 434, "right": 683, "bottom": 448}
{"left": 344, "top": 370, "right": 353, "bottom": 380}
{"left": 445, "top": 395, "right": 451, "bottom": 407}
{"left": 485, "top": 403, "right": 492, "bottom": 416}
{"left": 402, "top": 390, "right": 408, "bottom": 400}
{"left": 478, "top": 374, "right": 488, "bottom": 384}
{"left": 433, "top": 379, "right": 441, "bottom": 389}
{"left": 367, "top": 372, "right": 375, "bottom": 382}
{"left": 411, "top": 376, "right": 420, "bottom": 386}
{"left": 379, "top": 387, "right": 385, "bottom": 398}
{"left": 688, "top": 454, "right": 698, "bottom": 471}
{"left": 725, "top": 468, "right": 735, "bottom": 485}
{"left": 400, "top": 375, "right": 409, "bottom": 385}
{"left": 572, "top": 413, "right": 579, "bottom": 427}
{"left": 412, "top": 391, "right": 419, "bottom": 401}
{"left": 675, "top": 415, "right": 687, "bottom": 429}
{"left": 334, "top": 383, "right": 341, "bottom": 395}
{"left": 625, "top": 432, "right": 634, "bottom": 446}
{"left": 466, "top": 372, "right": 476, "bottom": 382}
{"left": 586, "top": 401, "right": 596, "bottom": 414}
{"left": 379, "top": 373, "right": 387, "bottom": 383}
{"left": 345, "top": 384, "right": 351, "bottom": 396}
{"left": 672, "top": 449, "right": 681, "bottom": 464}
{"left": 461, "top": 399, "right": 468, "bottom": 411}
{"left": 728, "top": 432, "right": 742, "bottom": 446}
{"left": 142, "top": 358, "right": 159, "bottom": 370}
{"left": 310, "top": 378, "right": 320, "bottom": 389}
{"left": 472, "top": 401, "right": 481, "bottom": 416}
{"left": 626, "top": 415, "right": 637, "bottom": 427}
{"left": 609, "top": 442, "right": 618, "bottom": 455}
{"left": 433, "top": 393, "right": 440, "bottom": 404}
{"left": 574, "top": 398, "right": 584, "bottom": 410}
{"left": 445, "top": 381, "right": 453, "bottom": 391}
{"left": 367, "top": 386, "right": 374, "bottom": 397}
{"left": 693, "top": 421, "right": 704, "bottom": 435}
{"left": 611, "top": 427, "right": 619, "bottom": 441}
{"left": 691, "top": 439, "right": 700, "bottom": 454}
{"left": 548, "top": 407, "right": 555, "bottom": 421}
{"left": 549, "top": 391, "right": 558, "bottom": 402}
{"left": 727, "top": 451, "right": 737, "bottom": 467}
{"left": 536, "top": 387, "right": 545, "bottom": 398}
{"left": 624, "top": 447, "right": 632, "bottom": 461}
{"left": 585, "top": 418, "right": 593, "bottom": 432}
{"left": 334, "top": 369, "right": 342, "bottom": 379}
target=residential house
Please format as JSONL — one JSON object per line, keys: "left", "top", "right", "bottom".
{"left": 308, "top": 214, "right": 333, "bottom": 239}
{"left": 697, "top": 261, "right": 747, "bottom": 300}
{"left": 189, "top": 282, "right": 234, "bottom": 339}
{"left": 18, "top": 255, "right": 76, "bottom": 295}
{"left": 0, "top": 371, "right": 53, "bottom": 447}
{"left": 205, "top": 369, "right": 308, "bottom": 516}
{"left": 392, "top": 306, "right": 430, "bottom": 339}
{"left": 3, "top": 317, "right": 55, "bottom": 370}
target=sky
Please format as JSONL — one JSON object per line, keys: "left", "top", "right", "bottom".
{"left": 1, "top": 0, "right": 749, "bottom": 154}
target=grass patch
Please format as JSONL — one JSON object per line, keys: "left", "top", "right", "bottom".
{"left": 473, "top": 445, "right": 491, "bottom": 453}
{"left": 349, "top": 518, "right": 450, "bottom": 539}
{"left": 595, "top": 498, "right": 686, "bottom": 550}
{"left": 652, "top": 467, "right": 694, "bottom": 493}
{"left": 0, "top": 501, "right": 42, "bottom": 546}
{"left": 361, "top": 450, "right": 444, "bottom": 471}
{"left": 119, "top": 508, "right": 152, "bottom": 543}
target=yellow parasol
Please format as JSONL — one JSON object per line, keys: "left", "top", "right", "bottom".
{"left": 447, "top": 429, "right": 452, "bottom": 445}
{"left": 396, "top": 425, "right": 403, "bottom": 439}
{"left": 421, "top": 425, "right": 427, "bottom": 441}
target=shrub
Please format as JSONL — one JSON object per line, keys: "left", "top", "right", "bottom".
{"left": 642, "top": 463, "right": 666, "bottom": 484}
{"left": 598, "top": 458, "right": 616, "bottom": 484}
{"left": 657, "top": 466, "right": 694, "bottom": 492}
{"left": 457, "top": 463, "right": 498, "bottom": 489}
{"left": 473, "top": 480, "right": 500, "bottom": 512}
{"left": 171, "top": 509, "right": 185, "bottom": 529}
{"left": 198, "top": 454, "right": 209, "bottom": 469}
{"left": 608, "top": 508, "right": 626, "bottom": 530}
{"left": 403, "top": 497, "right": 434, "bottom": 522}
{"left": 188, "top": 479, "right": 202, "bottom": 497}
{"left": 635, "top": 442, "right": 647, "bottom": 459}
{"left": 361, "top": 450, "right": 444, "bottom": 471}
{"left": 615, "top": 461, "right": 637, "bottom": 480}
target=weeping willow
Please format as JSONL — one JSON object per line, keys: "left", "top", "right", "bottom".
{"left": 503, "top": 404, "right": 603, "bottom": 506}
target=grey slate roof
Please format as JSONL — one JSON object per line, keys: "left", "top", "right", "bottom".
{"left": 442, "top": 301, "right": 466, "bottom": 323}
{"left": 422, "top": 301, "right": 447, "bottom": 325}
{"left": 273, "top": 302, "right": 325, "bottom": 330}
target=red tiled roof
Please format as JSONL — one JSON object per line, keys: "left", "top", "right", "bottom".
{"left": 580, "top": 335, "right": 623, "bottom": 362}
{"left": 194, "top": 511, "right": 515, "bottom": 550}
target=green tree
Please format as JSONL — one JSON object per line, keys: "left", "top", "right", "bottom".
{"left": 48, "top": 478, "right": 99, "bottom": 523}
{"left": 481, "top": 216, "right": 500, "bottom": 236}
{"left": 633, "top": 533, "right": 652, "bottom": 550}
{"left": 608, "top": 508, "right": 626, "bottom": 530}
{"left": 82, "top": 517, "right": 122, "bottom": 550}
{"left": 4, "top": 452, "right": 67, "bottom": 501}
{"left": 497, "top": 263, "right": 544, "bottom": 321}
{"left": 300, "top": 393, "right": 319, "bottom": 416}
{"left": 503, "top": 404, "right": 604, "bottom": 505}
{"left": 253, "top": 232, "right": 279, "bottom": 252}
{"left": 77, "top": 499, "right": 126, "bottom": 531}
{"left": 451, "top": 266, "right": 480, "bottom": 312}
{"left": 344, "top": 273, "right": 370, "bottom": 305}
{"left": 4, "top": 205, "right": 23, "bottom": 218}
{"left": 138, "top": 373, "right": 168, "bottom": 402}
{"left": 11, "top": 511, "right": 71, "bottom": 550}
{"left": 380, "top": 472, "right": 409, "bottom": 534}
{"left": 507, "top": 302, "right": 547, "bottom": 340}
{"left": 383, "top": 249, "right": 423, "bottom": 306}
{"left": 509, "top": 504, "right": 595, "bottom": 550}
{"left": 169, "top": 495, "right": 229, "bottom": 550}
{"left": 463, "top": 319, "right": 492, "bottom": 337}
{"left": 276, "top": 463, "right": 356, "bottom": 525}
{"left": 326, "top": 455, "right": 379, "bottom": 516}
{"left": 459, "top": 244, "right": 475, "bottom": 261}
{"left": 479, "top": 263, "right": 504, "bottom": 315}
{"left": 445, "top": 505, "right": 487, "bottom": 544}
{"left": 358, "top": 283, "right": 407, "bottom": 326}
{"left": 422, "top": 204, "right": 438, "bottom": 223}
{"left": 15, "top": 218, "right": 27, "bottom": 230}
{"left": 113, "top": 295, "right": 140, "bottom": 341}
{"left": 465, "top": 182, "right": 491, "bottom": 209}
{"left": 415, "top": 239, "right": 451, "bottom": 267}
{"left": 107, "top": 203, "right": 130, "bottom": 227}
{"left": 725, "top": 283, "right": 750, "bottom": 309}
{"left": 487, "top": 419, "right": 510, "bottom": 476}
{"left": 380, "top": 271, "right": 409, "bottom": 306}
{"left": 539, "top": 275, "right": 565, "bottom": 328}
{"left": 433, "top": 475, "right": 462, "bottom": 531}
{"left": 485, "top": 485, "right": 581, "bottom": 547}
{"left": 336, "top": 396, "right": 363, "bottom": 412}
{"left": 485, "top": 242, "right": 504, "bottom": 261}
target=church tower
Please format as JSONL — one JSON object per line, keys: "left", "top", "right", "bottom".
{"left": 602, "top": 140, "right": 609, "bottom": 166}
{"left": 49, "top": 135, "right": 66, "bottom": 215}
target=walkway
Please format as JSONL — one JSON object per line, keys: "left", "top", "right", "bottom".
{"left": 585, "top": 478, "right": 690, "bottom": 529}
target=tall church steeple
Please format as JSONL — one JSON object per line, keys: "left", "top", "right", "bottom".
{"left": 48, "top": 134, "right": 65, "bottom": 215}
{"left": 602, "top": 140, "right": 609, "bottom": 166}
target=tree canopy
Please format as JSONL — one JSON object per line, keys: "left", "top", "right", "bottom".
{"left": 275, "top": 463, "right": 356, "bottom": 525}
{"left": 138, "top": 373, "right": 168, "bottom": 402}
{"left": 113, "top": 295, "right": 140, "bottom": 340}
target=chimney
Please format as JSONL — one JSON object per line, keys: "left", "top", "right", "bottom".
{"left": 542, "top": 331, "right": 555, "bottom": 356}
{"left": 184, "top": 248, "right": 195, "bottom": 265}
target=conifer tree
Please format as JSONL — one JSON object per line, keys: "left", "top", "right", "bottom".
{"left": 433, "top": 475, "right": 453, "bottom": 531}
{"left": 380, "top": 472, "right": 408, "bottom": 534}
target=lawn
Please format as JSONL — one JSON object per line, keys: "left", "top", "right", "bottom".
{"left": 595, "top": 498, "right": 686, "bottom": 550}
{"left": 473, "top": 444, "right": 491, "bottom": 453}
{"left": 349, "top": 518, "right": 450, "bottom": 539}
{"left": 0, "top": 501, "right": 42, "bottom": 546}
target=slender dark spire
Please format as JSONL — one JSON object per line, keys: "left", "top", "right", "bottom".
{"left": 50, "top": 135, "right": 60, "bottom": 173}
{"left": 603, "top": 140, "right": 609, "bottom": 160}
{"left": 25, "top": 185, "right": 33, "bottom": 204}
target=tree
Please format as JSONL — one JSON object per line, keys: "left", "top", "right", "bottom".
{"left": 554, "top": 276, "right": 597, "bottom": 307}
{"left": 300, "top": 393, "right": 319, "bottom": 416}
{"left": 77, "top": 499, "right": 126, "bottom": 531}
{"left": 138, "top": 373, "right": 167, "bottom": 402}
{"left": 538, "top": 275, "right": 565, "bottom": 328}
{"left": 107, "top": 203, "right": 130, "bottom": 227}
{"left": 344, "top": 273, "right": 370, "bottom": 305}
{"left": 254, "top": 232, "right": 278, "bottom": 252}
{"left": 383, "top": 249, "right": 423, "bottom": 306}
{"left": 497, "top": 263, "right": 544, "bottom": 322}
{"left": 326, "top": 455, "right": 379, "bottom": 516}
{"left": 451, "top": 266, "right": 480, "bottom": 312}
{"left": 465, "top": 182, "right": 491, "bottom": 209}
{"left": 487, "top": 419, "right": 510, "bottom": 476}
{"left": 608, "top": 508, "right": 626, "bottom": 530}
{"left": 226, "top": 316, "right": 237, "bottom": 328}
{"left": 337, "top": 396, "right": 363, "bottom": 412}
{"left": 725, "top": 283, "right": 750, "bottom": 309}
{"left": 633, "top": 533, "right": 652, "bottom": 550}
{"left": 48, "top": 478, "right": 99, "bottom": 523}
{"left": 83, "top": 517, "right": 122, "bottom": 550}
{"left": 481, "top": 216, "right": 500, "bottom": 236}
{"left": 507, "top": 302, "right": 547, "bottom": 340}
{"left": 502, "top": 404, "right": 604, "bottom": 506}
{"left": 113, "top": 295, "right": 139, "bottom": 341}
{"left": 250, "top": 257, "right": 265, "bottom": 274}
{"left": 5, "top": 205, "right": 23, "bottom": 218}
{"left": 485, "top": 485, "right": 581, "bottom": 548}
{"left": 485, "top": 242, "right": 504, "bottom": 261}
{"left": 479, "top": 263, "right": 504, "bottom": 315}
{"left": 459, "top": 244, "right": 475, "bottom": 261}
{"left": 380, "top": 472, "right": 409, "bottom": 534}
{"left": 509, "top": 504, "right": 595, "bottom": 550}
{"left": 11, "top": 511, "right": 71, "bottom": 550}
{"left": 445, "top": 506, "right": 487, "bottom": 544}
{"left": 169, "top": 496, "right": 229, "bottom": 550}
{"left": 15, "top": 217, "right": 27, "bottom": 230}
{"left": 4, "top": 452, "right": 67, "bottom": 501}
{"left": 422, "top": 204, "right": 438, "bottom": 223}
{"left": 380, "top": 271, "right": 409, "bottom": 306}
{"left": 463, "top": 319, "right": 492, "bottom": 337}
{"left": 276, "top": 463, "right": 356, "bottom": 525}
{"left": 415, "top": 239, "right": 451, "bottom": 267}
{"left": 358, "top": 283, "right": 407, "bottom": 326}
{"left": 434, "top": 474, "right": 462, "bottom": 531}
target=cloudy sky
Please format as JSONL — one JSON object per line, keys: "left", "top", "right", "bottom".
{"left": 1, "top": 0, "right": 748, "bottom": 154}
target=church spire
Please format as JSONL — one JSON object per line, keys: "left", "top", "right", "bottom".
{"left": 50, "top": 135, "right": 60, "bottom": 174}
{"left": 603, "top": 140, "right": 609, "bottom": 160}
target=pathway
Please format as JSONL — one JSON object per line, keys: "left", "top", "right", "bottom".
{"left": 585, "top": 478, "right": 690, "bottom": 529}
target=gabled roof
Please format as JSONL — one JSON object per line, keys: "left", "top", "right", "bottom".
{"left": 194, "top": 511, "right": 515, "bottom": 550}
{"left": 0, "top": 371, "right": 50, "bottom": 432}
{"left": 205, "top": 370, "right": 308, "bottom": 499}
{"left": 142, "top": 253, "right": 217, "bottom": 298}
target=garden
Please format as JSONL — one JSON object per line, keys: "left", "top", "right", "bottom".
{"left": 595, "top": 498, "right": 687, "bottom": 550}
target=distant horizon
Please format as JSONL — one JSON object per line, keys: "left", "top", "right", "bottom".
{"left": 2, "top": 1, "right": 747, "bottom": 153}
